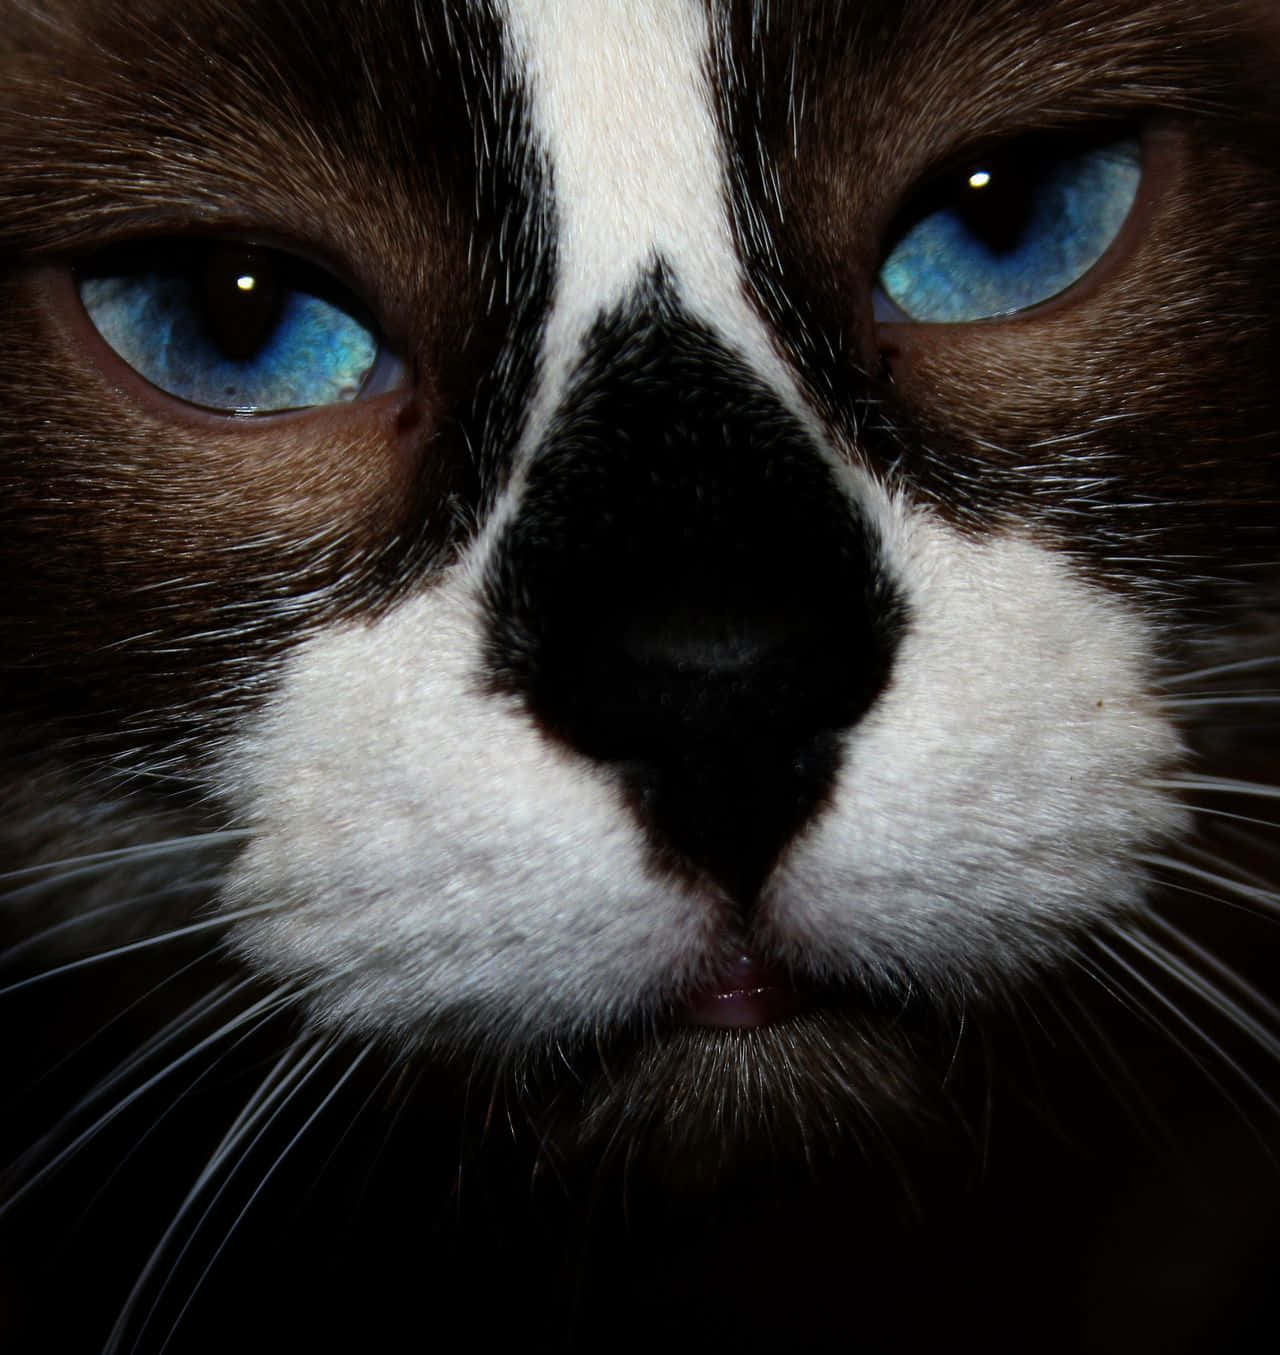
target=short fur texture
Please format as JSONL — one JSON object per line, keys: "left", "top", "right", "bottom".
{"left": 1, "top": 2, "right": 1279, "bottom": 1351}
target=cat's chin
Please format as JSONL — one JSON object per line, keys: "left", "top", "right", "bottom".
{"left": 395, "top": 995, "right": 958, "bottom": 1193}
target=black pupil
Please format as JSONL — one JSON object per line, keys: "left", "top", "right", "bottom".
{"left": 951, "top": 152, "right": 1041, "bottom": 255}
{"left": 202, "top": 245, "right": 283, "bottom": 361}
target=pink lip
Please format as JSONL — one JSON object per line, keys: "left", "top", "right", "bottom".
{"left": 680, "top": 954, "right": 801, "bottom": 1030}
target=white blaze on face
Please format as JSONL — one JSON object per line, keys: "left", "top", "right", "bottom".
{"left": 216, "top": 3, "right": 1186, "bottom": 1048}
{"left": 498, "top": 0, "right": 803, "bottom": 450}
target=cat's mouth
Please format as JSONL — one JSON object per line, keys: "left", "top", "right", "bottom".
{"left": 678, "top": 953, "right": 809, "bottom": 1029}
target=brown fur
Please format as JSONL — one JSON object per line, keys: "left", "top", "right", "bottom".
{"left": 1, "top": 2, "right": 1279, "bottom": 1351}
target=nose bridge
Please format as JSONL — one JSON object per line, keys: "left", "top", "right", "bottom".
{"left": 484, "top": 283, "right": 900, "bottom": 905}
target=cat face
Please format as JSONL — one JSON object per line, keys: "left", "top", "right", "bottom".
{"left": 2, "top": 0, "right": 1280, "bottom": 1346}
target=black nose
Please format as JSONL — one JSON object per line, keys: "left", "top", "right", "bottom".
{"left": 484, "top": 281, "right": 901, "bottom": 904}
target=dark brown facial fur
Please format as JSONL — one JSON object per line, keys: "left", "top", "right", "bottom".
{"left": 1, "top": 2, "right": 1280, "bottom": 1352}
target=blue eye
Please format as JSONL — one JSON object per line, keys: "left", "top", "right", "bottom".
{"left": 79, "top": 242, "right": 394, "bottom": 413}
{"left": 877, "top": 136, "right": 1141, "bottom": 323}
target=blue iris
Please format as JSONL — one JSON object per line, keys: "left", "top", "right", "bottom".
{"left": 79, "top": 243, "right": 383, "bottom": 413}
{"left": 878, "top": 137, "right": 1141, "bottom": 323}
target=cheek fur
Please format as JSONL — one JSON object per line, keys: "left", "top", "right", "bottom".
{"left": 217, "top": 579, "right": 714, "bottom": 1048}
{"left": 769, "top": 515, "right": 1187, "bottom": 986}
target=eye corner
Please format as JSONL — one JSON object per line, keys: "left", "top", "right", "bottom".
{"left": 871, "top": 284, "right": 911, "bottom": 328}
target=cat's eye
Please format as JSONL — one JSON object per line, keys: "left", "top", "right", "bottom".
{"left": 78, "top": 241, "right": 402, "bottom": 414}
{"left": 876, "top": 134, "right": 1142, "bottom": 323}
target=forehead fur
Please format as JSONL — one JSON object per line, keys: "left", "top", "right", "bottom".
{"left": 2, "top": 0, "right": 1273, "bottom": 235}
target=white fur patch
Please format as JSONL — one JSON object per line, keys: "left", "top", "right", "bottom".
{"left": 218, "top": 580, "right": 712, "bottom": 1048}
{"left": 219, "top": 504, "right": 1182, "bottom": 1043}
{"left": 499, "top": 0, "right": 802, "bottom": 450}
{"left": 765, "top": 506, "right": 1186, "bottom": 990}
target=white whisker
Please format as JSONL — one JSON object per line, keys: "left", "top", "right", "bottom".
{"left": 1149, "top": 776, "right": 1280, "bottom": 801}
{"left": 1163, "top": 693, "right": 1280, "bottom": 708}
{"left": 112, "top": 1034, "right": 334, "bottom": 1355}
{"left": 1094, "top": 930, "right": 1280, "bottom": 1120}
{"left": 4, "top": 977, "right": 246, "bottom": 1192}
{"left": 27, "top": 963, "right": 239, "bottom": 1125}
{"left": 155, "top": 1044, "right": 372, "bottom": 1355}
{"left": 1157, "top": 803, "right": 1280, "bottom": 832}
{"left": 72, "top": 986, "right": 327, "bottom": 1231}
{"left": 1124, "top": 941, "right": 1279, "bottom": 1073}
{"left": 0, "top": 875, "right": 223, "bottom": 968}
{"left": 1040, "top": 974, "right": 1175, "bottom": 1149}
{"left": 0, "top": 982, "right": 297, "bottom": 1219}
{"left": 0, "top": 831, "right": 249, "bottom": 889}
{"left": 1141, "top": 911, "right": 1280, "bottom": 1050}
{"left": 299, "top": 1058, "right": 397, "bottom": 1218}
{"left": 0, "top": 903, "right": 282, "bottom": 997}
{"left": 1136, "top": 852, "right": 1280, "bottom": 914}
{"left": 1176, "top": 839, "right": 1280, "bottom": 894}
{"left": 1162, "top": 655, "right": 1280, "bottom": 687}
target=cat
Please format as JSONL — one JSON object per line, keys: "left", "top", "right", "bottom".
{"left": 1, "top": 0, "right": 1279, "bottom": 1350}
